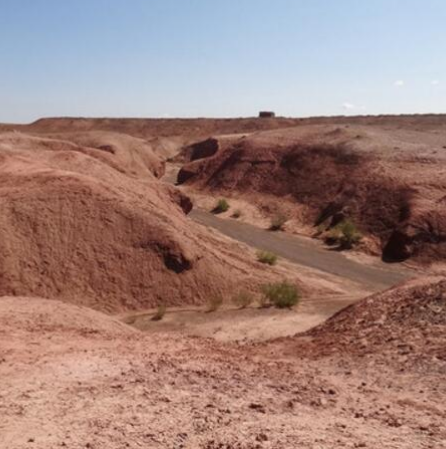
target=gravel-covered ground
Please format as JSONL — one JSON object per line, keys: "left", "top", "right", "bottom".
{"left": 1, "top": 296, "right": 444, "bottom": 449}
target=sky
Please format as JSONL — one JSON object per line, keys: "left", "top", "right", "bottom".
{"left": 0, "top": 0, "right": 445, "bottom": 123}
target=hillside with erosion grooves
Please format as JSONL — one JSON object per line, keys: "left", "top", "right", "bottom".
{"left": 24, "top": 116, "right": 303, "bottom": 137}
{"left": 4, "top": 113, "right": 446, "bottom": 136}
{"left": 44, "top": 130, "right": 167, "bottom": 178}
{"left": 3, "top": 113, "right": 446, "bottom": 159}
{"left": 0, "top": 116, "right": 306, "bottom": 159}
{"left": 1, "top": 115, "right": 445, "bottom": 449}
{"left": 0, "top": 297, "right": 136, "bottom": 340}
{"left": 0, "top": 131, "right": 331, "bottom": 313}
{"left": 178, "top": 123, "right": 446, "bottom": 263}
{"left": 263, "top": 276, "right": 446, "bottom": 369}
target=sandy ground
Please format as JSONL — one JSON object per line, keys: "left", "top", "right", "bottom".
{"left": 1, "top": 115, "right": 445, "bottom": 448}
{"left": 3, "top": 132, "right": 350, "bottom": 312}
{"left": 1, "top": 297, "right": 445, "bottom": 449}
{"left": 121, "top": 293, "right": 358, "bottom": 343}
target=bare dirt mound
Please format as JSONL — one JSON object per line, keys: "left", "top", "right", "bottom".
{"left": 0, "top": 117, "right": 308, "bottom": 162}
{"left": 45, "top": 131, "right": 166, "bottom": 178}
{"left": 173, "top": 137, "right": 221, "bottom": 163}
{"left": 172, "top": 135, "right": 243, "bottom": 164}
{"left": 5, "top": 113, "right": 446, "bottom": 136}
{"left": 0, "top": 296, "right": 135, "bottom": 339}
{"left": 0, "top": 132, "right": 313, "bottom": 313}
{"left": 4, "top": 113, "right": 446, "bottom": 161}
{"left": 0, "top": 131, "right": 164, "bottom": 179}
{"left": 271, "top": 276, "right": 446, "bottom": 366}
{"left": 178, "top": 125, "right": 446, "bottom": 262}
{"left": 24, "top": 116, "right": 303, "bottom": 138}
{"left": 2, "top": 292, "right": 445, "bottom": 448}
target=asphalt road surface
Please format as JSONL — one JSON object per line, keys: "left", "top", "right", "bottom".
{"left": 190, "top": 209, "right": 413, "bottom": 290}
{"left": 163, "top": 165, "right": 412, "bottom": 290}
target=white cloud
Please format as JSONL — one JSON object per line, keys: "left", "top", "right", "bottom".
{"left": 394, "top": 80, "right": 405, "bottom": 87}
{"left": 342, "top": 102, "right": 355, "bottom": 110}
{"left": 431, "top": 80, "right": 440, "bottom": 86}
{"left": 342, "top": 102, "right": 366, "bottom": 112}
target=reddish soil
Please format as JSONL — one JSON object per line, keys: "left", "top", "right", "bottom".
{"left": 174, "top": 137, "right": 221, "bottom": 163}
{"left": 1, "top": 117, "right": 305, "bottom": 160}
{"left": 265, "top": 276, "right": 446, "bottom": 367}
{"left": 45, "top": 130, "right": 167, "bottom": 178}
{"left": 1, "top": 115, "right": 445, "bottom": 448}
{"left": 4, "top": 113, "right": 446, "bottom": 136}
{"left": 0, "top": 131, "right": 322, "bottom": 313}
{"left": 1, "top": 289, "right": 445, "bottom": 448}
{"left": 14, "top": 116, "right": 304, "bottom": 138}
{"left": 178, "top": 124, "right": 446, "bottom": 263}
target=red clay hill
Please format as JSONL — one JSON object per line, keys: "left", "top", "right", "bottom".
{"left": 0, "top": 131, "right": 311, "bottom": 313}
{"left": 0, "top": 115, "right": 445, "bottom": 449}
{"left": 1, "top": 116, "right": 304, "bottom": 159}
{"left": 178, "top": 122, "right": 446, "bottom": 263}
{"left": 266, "top": 276, "right": 446, "bottom": 367}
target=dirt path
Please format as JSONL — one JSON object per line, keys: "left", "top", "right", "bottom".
{"left": 124, "top": 295, "right": 358, "bottom": 343}
{"left": 190, "top": 208, "right": 412, "bottom": 290}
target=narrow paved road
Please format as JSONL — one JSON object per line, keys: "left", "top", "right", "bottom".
{"left": 190, "top": 209, "right": 413, "bottom": 290}
{"left": 163, "top": 165, "right": 412, "bottom": 290}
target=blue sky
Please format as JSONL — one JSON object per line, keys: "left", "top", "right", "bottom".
{"left": 0, "top": 0, "right": 445, "bottom": 122}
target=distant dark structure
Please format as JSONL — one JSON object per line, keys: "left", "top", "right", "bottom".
{"left": 259, "top": 111, "right": 276, "bottom": 118}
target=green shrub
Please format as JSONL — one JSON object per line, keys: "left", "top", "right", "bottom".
{"left": 212, "top": 199, "right": 230, "bottom": 214}
{"left": 270, "top": 214, "right": 287, "bottom": 231}
{"left": 256, "top": 250, "right": 278, "bottom": 266}
{"left": 258, "top": 294, "right": 272, "bottom": 309}
{"left": 231, "top": 209, "right": 242, "bottom": 219}
{"left": 327, "top": 219, "right": 362, "bottom": 249}
{"left": 152, "top": 304, "right": 166, "bottom": 321}
{"left": 232, "top": 291, "right": 254, "bottom": 309}
{"left": 316, "top": 223, "right": 327, "bottom": 235}
{"left": 261, "top": 282, "right": 301, "bottom": 309}
{"left": 326, "top": 227, "right": 342, "bottom": 244}
{"left": 339, "top": 220, "right": 362, "bottom": 248}
{"left": 207, "top": 295, "right": 223, "bottom": 312}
